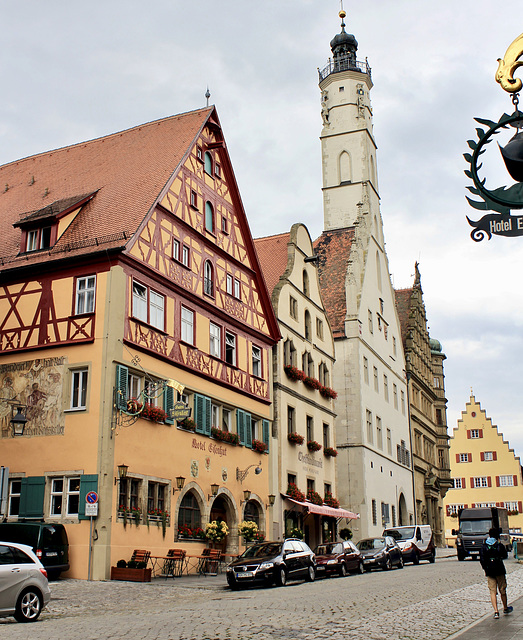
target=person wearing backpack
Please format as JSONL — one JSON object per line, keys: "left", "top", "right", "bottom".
{"left": 479, "top": 527, "right": 513, "bottom": 619}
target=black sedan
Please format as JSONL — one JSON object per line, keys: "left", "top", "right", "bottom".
{"left": 314, "top": 540, "right": 364, "bottom": 577}
{"left": 356, "top": 536, "right": 404, "bottom": 571}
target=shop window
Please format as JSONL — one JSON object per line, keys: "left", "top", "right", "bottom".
{"left": 50, "top": 476, "right": 80, "bottom": 517}
{"left": 70, "top": 368, "right": 88, "bottom": 410}
{"left": 75, "top": 276, "right": 96, "bottom": 315}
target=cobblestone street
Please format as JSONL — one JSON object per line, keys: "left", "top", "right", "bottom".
{"left": 3, "top": 555, "right": 523, "bottom": 639}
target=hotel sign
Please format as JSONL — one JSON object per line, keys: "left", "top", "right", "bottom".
{"left": 170, "top": 401, "right": 191, "bottom": 421}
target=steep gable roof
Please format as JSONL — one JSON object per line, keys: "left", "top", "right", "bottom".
{"left": 254, "top": 232, "right": 291, "bottom": 295}
{"left": 0, "top": 108, "right": 212, "bottom": 272}
{"left": 314, "top": 227, "right": 356, "bottom": 338}
{"left": 394, "top": 287, "right": 413, "bottom": 347}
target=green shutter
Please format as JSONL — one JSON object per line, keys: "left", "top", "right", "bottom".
{"left": 115, "top": 364, "right": 129, "bottom": 410}
{"left": 237, "top": 409, "right": 245, "bottom": 445}
{"left": 78, "top": 474, "right": 99, "bottom": 520}
{"left": 164, "top": 385, "right": 175, "bottom": 425}
{"left": 19, "top": 477, "right": 45, "bottom": 518}
{"left": 194, "top": 394, "right": 211, "bottom": 435}
{"left": 245, "top": 412, "right": 252, "bottom": 448}
{"left": 262, "top": 419, "right": 270, "bottom": 453}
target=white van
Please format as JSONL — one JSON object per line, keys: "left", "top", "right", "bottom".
{"left": 382, "top": 525, "right": 435, "bottom": 564}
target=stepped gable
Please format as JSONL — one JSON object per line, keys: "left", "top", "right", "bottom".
{"left": 314, "top": 227, "right": 355, "bottom": 338}
{"left": 0, "top": 108, "right": 212, "bottom": 270}
{"left": 254, "top": 232, "right": 291, "bottom": 295}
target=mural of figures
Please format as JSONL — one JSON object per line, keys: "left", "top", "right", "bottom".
{"left": 0, "top": 357, "right": 66, "bottom": 438}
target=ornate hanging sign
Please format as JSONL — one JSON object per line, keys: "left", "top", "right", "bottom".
{"left": 465, "top": 33, "right": 523, "bottom": 241}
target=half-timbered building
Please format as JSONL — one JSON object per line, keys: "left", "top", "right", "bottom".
{"left": 0, "top": 107, "right": 280, "bottom": 579}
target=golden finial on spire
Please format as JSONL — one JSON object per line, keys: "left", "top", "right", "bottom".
{"left": 339, "top": 0, "right": 346, "bottom": 19}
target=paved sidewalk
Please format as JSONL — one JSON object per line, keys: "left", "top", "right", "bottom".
{"left": 450, "top": 595, "right": 523, "bottom": 639}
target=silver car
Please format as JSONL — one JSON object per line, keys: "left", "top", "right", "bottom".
{"left": 0, "top": 541, "right": 51, "bottom": 622}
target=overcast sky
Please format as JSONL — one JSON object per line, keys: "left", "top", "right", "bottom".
{"left": 1, "top": 1, "right": 523, "bottom": 458}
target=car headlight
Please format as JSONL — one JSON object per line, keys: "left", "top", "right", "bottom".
{"left": 258, "top": 562, "right": 274, "bottom": 570}
{"left": 327, "top": 559, "right": 337, "bottom": 565}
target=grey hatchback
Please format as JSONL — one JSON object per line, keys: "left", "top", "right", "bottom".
{"left": 0, "top": 541, "right": 51, "bottom": 622}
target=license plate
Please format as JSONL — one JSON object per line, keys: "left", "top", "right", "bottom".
{"left": 236, "top": 571, "right": 254, "bottom": 578}
{"left": 46, "top": 552, "right": 58, "bottom": 557}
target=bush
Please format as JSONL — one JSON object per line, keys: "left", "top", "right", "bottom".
{"left": 339, "top": 528, "right": 353, "bottom": 540}
{"left": 116, "top": 559, "right": 127, "bottom": 568}
{"left": 127, "top": 560, "right": 138, "bottom": 569}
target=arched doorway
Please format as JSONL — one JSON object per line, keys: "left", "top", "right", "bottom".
{"left": 210, "top": 495, "right": 232, "bottom": 552}
{"left": 398, "top": 493, "right": 408, "bottom": 526}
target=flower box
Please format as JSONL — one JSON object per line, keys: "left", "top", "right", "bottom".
{"left": 319, "top": 386, "right": 338, "bottom": 399}
{"left": 307, "top": 490, "right": 323, "bottom": 506}
{"left": 211, "top": 427, "right": 239, "bottom": 445}
{"left": 141, "top": 403, "right": 167, "bottom": 423}
{"left": 284, "top": 365, "right": 306, "bottom": 382}
{"left": 179, "top": 418, "right": 196, "bottom": 431}
{"left": 307, "top": 440, "right": 322, "bottom": 452}
{"left": 324, "top": 493, "right": 340, "bottom": 508}
{"left": 324, "top": 447, "right": 338, "bottom": 457}
{"left": 287, "top": 432, "right": 304, "bottom": 445}
{"left": 287, "top": 483, "right": 305, "bottom": 502}
{"left": 252, "top": 439, "right": 268, "bottom": 453}
{"left": 110, "top": 566, "right": 152, "bottom": 582}
{"left": 303, "top": 376, "right": 321, "bottom": 391}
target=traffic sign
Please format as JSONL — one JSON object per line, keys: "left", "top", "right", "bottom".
{"left": 86, "top": 491, "right": 98, "bottom": 504}
{"left": 85, "top": 503, "right": 98, "bottom": 517}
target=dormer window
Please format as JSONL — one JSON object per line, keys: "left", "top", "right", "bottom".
{"left": 26, "top": 226, "right": 52, "bottom": 252}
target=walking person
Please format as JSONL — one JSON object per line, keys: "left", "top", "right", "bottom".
{"left": 479, "top": 527, "right": 513, "bottom": 619}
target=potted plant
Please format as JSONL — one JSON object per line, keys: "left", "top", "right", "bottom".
{"left": 287, "top": 432, "right": 304, "bottom": 445}
{"left": 283, "top": 365, "right": 306, "bottom": 382}
{"left": 205, "top": 520, "right": 229, "bottom": 543}
{"left": 303, "top": 376, "right": 321, "bottom": 391}
{"left": 324, "top": 446, "right": 338, "bottom": 457}
{"left": 211, "top": 426, "right": 240, "bottom": 445}
{"left": 110, "top": 559, "right": 152, "bottom": 582}
{"left": 286, "top": 482, "right": 305, "bottom": 502}
{"left": 130, "top": 506, "right": 141, "bottom": 525}
{"left": 252, "top": 438, "right": 268, "bottom": 453}
{"left": 307, "top": 440, "right": 322, "bottom": 452}
{"left": 141, "top": 403, "right": 167, "bottom": 423}
{"left": 238, "top": 520, "right": 259, "bottom": 543}
{"left": 307, "top": 490, "right": 323, "bottom": 506}
{"left": 339, "top": 528, "right": 353, "bottom": 540}
{"left": 323, "top": 493, "right": 340, "bottom": 508}
{"left": 319, "top": 385, "right": 338, "bottom": 399}
{"left": 179, "top": 417, "right": 196, "bottom": 431}
{"left": 289, "top": 527, "right": 304, "bottom": 540}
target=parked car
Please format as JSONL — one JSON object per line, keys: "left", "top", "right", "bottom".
{"left": 0, "top": 541, "right": 51, "bottom": 622}
{"left": 314, "top": 540, "right": 364, "bottom": 577}
{"left": 226, "top": 539, "right": 316, "bottom": 589}
{"left": 356, "top": 536, "right": 403, "bottom": 571}
{"left": 0, "top": 522, "right": 69, "bottom": 579}
{"left": 383, "top": 525, "right": 435, "bottom": 564}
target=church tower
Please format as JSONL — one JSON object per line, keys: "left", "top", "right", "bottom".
{"left": 318, "top": 8, "right": 378, "bottom": 231}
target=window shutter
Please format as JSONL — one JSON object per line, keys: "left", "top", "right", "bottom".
{"left": 262, "top": 419, "right": 270, "bottom": 452}
{"left": 18, "top": 476, "right": 45, "bottom": 518}
{"left": 518, "top": 501, "right": 522, "bottom": 513}
{"left": 480, "top": 452, "right": 485, "bottom": 461}
{"left": 468, "top": 453, "right": 472, "bottom": 462}
{"left": 487, "top": 476, "right": 492, "bottom": 487}
{"left": 115, "top": 364, "right": 129, "bottom": 410}
{"left": 456, "top": 454, "right": 460, "bottom": 463}
{"left": 470, "top": 477, "right": 474, "bottom": 488}
{"left": 237, "top": 409, "right": 246, "bottom": 445}
{"left": 446, "top": 505, "right": 451, "bottom": 516}
{"left": 245, "top": 412, "right": 252, "bottom": 448}
{"left": 194, "top": 394, "right": 211, "bottom": 435}
{"left": 78, "top": 474, "right": 98, "bottom": 520}
{"left": 163, "top": 384, "right": 175, "bottom": 425}
{"left": 467, "top": 430, "right": 471, "bottom": 439}
{"left": 493, "top": 451, "right": 497, "bottom": 461}
{"left": 472, "top": 503, "right": 476, "bottom": 508}
{"left": 464, "top": 504, "right": 468, "bottom": 508}
{"left": 479, "top": 429, "right": 483, "bottom": 438}
{"left": 462, "top": 477, "right": 466, "bottom": 488}
{"left": 514, "top": 475, "right": 518, "bottom": 487}
{"left": 496, "top": 476, "right": 500, "bottom": 487}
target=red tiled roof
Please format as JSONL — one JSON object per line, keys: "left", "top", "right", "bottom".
{"left": 0, "top": 108, "right": 212, "bottom": 271}
{"left": 314, "top": 227, "right": 356, "bottom": 338}
{"left": 394, "top": 287, "right": 414, "bottom": 347}
{"left": 254, "top": 232, "right": 291, "bottom": 296}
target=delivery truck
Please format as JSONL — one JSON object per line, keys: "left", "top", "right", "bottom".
{"left": 453, "top": 506, "right": 510, "bottom": 560}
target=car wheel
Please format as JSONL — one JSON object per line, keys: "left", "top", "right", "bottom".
{"left": 275, "top": 567, "right": 287, "bottom": 587}
{"left": 357, "top": 561, "right": 365, "bottom": 574}
{"left": 413, "top": 552, "right": 420, "bottom": 565}
{"left": 429, "top": 551, "right": 436, "bottom": 564}
{"left": 227, "top": 576, "right": 240, "bottom": 590}
{"left": 398, "top": 556, "right": 404, "bottom": 569}
{"left": 383, "top": 557, "right": 392, "bottom": 571}
{"left": 14, "top": 589, "right": 43, "bottom": 623}
{"left": 305, "top": 565, "right": 316, "bottom": 582}
{"left": 457, "top": 551, "right": 465, "bottom": 561}
{"left": 339, "top": 563, "right": 348, "bottom": 577}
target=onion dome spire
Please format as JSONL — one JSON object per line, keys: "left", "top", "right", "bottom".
{"left": 330, "top": 5, "right": 358, "bottom": 70}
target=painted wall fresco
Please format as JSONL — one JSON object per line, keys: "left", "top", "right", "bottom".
{"left": 0, "top": 356, "right": 66, "bottom": 438}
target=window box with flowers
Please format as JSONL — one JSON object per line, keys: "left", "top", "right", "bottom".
{"left": 307, "top": 490, "right": 323, "bottom": 506}
{"left": 118, "top": 506, "right": 142, "bottom": 527}
{"left": 307, "top": 440, "right": 322, "bottom": 452}
{"left": 252, "top": 439, "right": 268, "bottom": 454}
{"left": 141, "top": 403, "right": 167, "bottom": 423}
{"left": 319, "top": 386, "right": 338, "bottom": 399}
{"left": 324, "top": 446, "right": 338, "bottom": 458}
{"left": 287, "top": 432, "right": 304, "bottom": 445}
{"left": 211, "top": 426, "right": 239, "bottom": 445}
{"left": 179, "top": 417, "right": 196, "bottom": 431}
{"left": 286, "top": 483, "right": 305, "bottom": 502}
{"left": 178, "top": 524, "right": 205, "bottom": 540}
{"left": 147, "top": 509, "right": 170, "bottom": 536}
{"left": 324, "top": 493, "right": 340, "bottom": 509}
{"left": 303, "top": 376, "right": 321, "bottom": 391}
{"left": 284, "top": 365, "right": 306, "bottom": 382}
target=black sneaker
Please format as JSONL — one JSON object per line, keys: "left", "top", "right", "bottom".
{"left": 504, "top": 606, "right": 513, "bottom": 614}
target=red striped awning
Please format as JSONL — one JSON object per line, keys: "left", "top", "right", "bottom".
{"left": 284, "top": 496, "right": 359, "bottom": 520}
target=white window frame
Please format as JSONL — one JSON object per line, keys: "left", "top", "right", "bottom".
{"left": 173, "top": 238, "right": 180, "bottom": 261}
{"left": 500, "top": 475, "right": 514, "bottom": 487}
{"left": 7, "top": 479, "right": 21, "bottom": 517}
{"left": 473, "top": 476, "right": 488, "bottom": 488}
{"left": 459, "top": 453, "right": 470, "bottom": 463}
{"left": 470, "top": 429, "right": 481, "bottom": 439}
{"left": 484, "top": 451, "right": 494, "bottom": 461}
{"left": 181, "top": 307, "right": 194, "bottom": 345}
{"left": 210, "top": 322, "right": 221, "bottom": 358}
{"left": 132, "top": 281, "right": 148, "bottom": 323}
{"left": 182, "top": 244, "right": 190, "bottom": 267}
{"left": 149, "top": 290, "right": 165, "bottom": 331}
{"left": 71, "top": 368, "right": 88, "bottom": 410}
{"left": 50, "top": 476, "right": 81, "bottom": 517}
{"left": 234, "top": 278, "right": 241, "bottom": 300}
{"left": 75, "top": 275, "right": 96, "bottom": 315}
{"left": 27, "top": 229, "right": 39, "bottom": 252}
{"left": 225, "top": 331, "right": 236, "bottom": 366}
{"left": 226, "top": 274, "right": 233, "bottom": 295}
{"left": 453, "top": 478, "right": 463, "bottom": 489}
{"left": 252, "top": 345, "right": 262, "bottom": 377}
{"left": 211, "top": 404, "right": 220, "bottom": 428}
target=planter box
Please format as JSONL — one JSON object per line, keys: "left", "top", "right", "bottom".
{"left": 110, "top": 567, "right": 152, "bottom": 582}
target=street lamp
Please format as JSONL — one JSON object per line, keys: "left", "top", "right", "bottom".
{"left": 208, "top": 483, "right": 219, "bottom": 500}
{"left": 10, "top": 407, "right": 27, "bottom": 437}
{"left": 240, "top": 489, "right": 251, "bottom": 505}
{"left": 173, "top": 476, "right": 186, "bottom": 494}
{"left": 266, "top": 494, "right": 276, "bottom": 509}
{"left": 236, "top": 461, "right": 262, "bottom": 483}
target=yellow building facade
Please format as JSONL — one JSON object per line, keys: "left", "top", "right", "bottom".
{"left": 444, "top": 394, "right": 523, "bottom": 544}
{"left": 0, "top": 107, "right": 280, "bottom": 579}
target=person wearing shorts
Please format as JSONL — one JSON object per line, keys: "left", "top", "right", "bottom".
{"left": 480, "top": 527, "right": 513, "bottom": 619}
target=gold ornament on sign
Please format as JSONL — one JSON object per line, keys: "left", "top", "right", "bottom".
{"left": 495, "top": 32, "right": 523, "bottom": 93}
